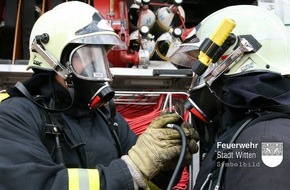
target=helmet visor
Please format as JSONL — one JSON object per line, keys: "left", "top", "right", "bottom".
{"left": 170, "top": 43, "right": 200, "bottom": 68}
{"left": 69, "top": 45, "right": 113, "bottom": 82}
{"left": 71, "top": 33, "right": 127, "bottom": 51}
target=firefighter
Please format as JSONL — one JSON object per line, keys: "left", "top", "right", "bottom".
{"left": 0, "top": 1, "right": 199, "bottom": 190}
{"left": 171, "top": 5, "right": 290, "bottom": 190}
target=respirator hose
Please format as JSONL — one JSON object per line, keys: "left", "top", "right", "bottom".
{"left": 166, "top": 123, "right": 187, "bottom": 190}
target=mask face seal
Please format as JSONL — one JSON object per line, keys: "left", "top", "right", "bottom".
{"left": 68, "top": 44, "right": 113, "bottom": 82}
{"left": 67, "top": 44, "right": 115, "bottom": 110}
{"left": 72, "top": 77, "right": 115, "bottom": 110}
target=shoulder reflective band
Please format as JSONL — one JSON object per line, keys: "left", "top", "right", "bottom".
{"left": 68, "top": 169, "right": 100, "bottom": 190}
{"left": 0, "top": 92, "right": 9, "bottom": 102}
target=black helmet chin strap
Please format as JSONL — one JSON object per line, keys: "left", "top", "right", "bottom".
{"left": 65, "top": 78, "right": 75, "bottom": 107}
{"left": 15, "top": 81, "right": 73, "bottom": 112}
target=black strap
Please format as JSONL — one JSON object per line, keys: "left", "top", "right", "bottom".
{"left": 15, "top": 81, "right": 34, "bottom": 100}
{"left": 98, "top": 99, "right": 123, "bottom": 157}
{"left": 201, "top": 111, "right": 290, "bottom": 190}
{"left": 37, "top": 102, "right": 87, "bottom": 167}
{"left": 40, "top": 106, "right": 65, "bottom": 165}
{"left": 211, "top": 116, "right": 255, "bottom": 190}
{"left": 15, "top": 81, "right": 122, "bottom": 163}
{"left": 14, "top": 81, "right": 72, "bottom": 112}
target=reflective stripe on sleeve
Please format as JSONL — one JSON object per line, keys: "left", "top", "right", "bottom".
{"left": 68, "top": 168, "right": 100, "bottom": 190}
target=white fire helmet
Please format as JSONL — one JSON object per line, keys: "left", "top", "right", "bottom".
{"left": 27, "top": 1, "right": 127, "bottom": 82}
{"left": 177, "top": 5, "right": 290, "bottom": 123}
{"left": 173, "top": 5, "right": 290, "bottom": 77}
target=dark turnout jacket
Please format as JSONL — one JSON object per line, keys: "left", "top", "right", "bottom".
{"left": 0, "top": 73, "right": 138, "bottom": 190}
{"left": 194, "top": 72, "right": 290, "bottom": 190}
{"left": 194, "top": 113, "right": 290, "bottom": 190}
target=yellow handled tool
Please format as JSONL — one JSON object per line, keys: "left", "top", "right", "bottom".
{"left": 211, "top": 18, "right": 236, "bottom": 47}
{"left": 192, "top": 18, "right": 236, "bottom": 75}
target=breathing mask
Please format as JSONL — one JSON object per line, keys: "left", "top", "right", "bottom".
{"left": 67, "top": 44, "right": 115, "bottom": 110}
{"left": 26, "top": 1, "right": 130, "bottom": 111}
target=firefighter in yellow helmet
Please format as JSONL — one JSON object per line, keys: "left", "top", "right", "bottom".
{"left": 0, "top": 1, "right": 199, "bottom": 190}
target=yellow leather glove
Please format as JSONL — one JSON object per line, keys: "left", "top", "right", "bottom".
{"left": 160, "top": 121, "right": 199, "bottom": 171}
{"left": 121, "top": 113, "right": 199, "bottom": 189}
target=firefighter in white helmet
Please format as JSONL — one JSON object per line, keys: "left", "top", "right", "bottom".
{"left": 170, "top": 4, "right": 290, "bottom": 190}
{"left": 0, "top": 1, "right": 199, "bottom": 190}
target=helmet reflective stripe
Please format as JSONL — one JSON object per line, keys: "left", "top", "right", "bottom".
{"left": 68, "top": 168, "right": 100, "bottom": 190}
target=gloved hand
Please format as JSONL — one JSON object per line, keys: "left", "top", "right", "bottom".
{"left": 161, "top": 121, "right": 199, "bottom": 171}
{"left": 121, "top": 113, "right": 199, "bottom": 189}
